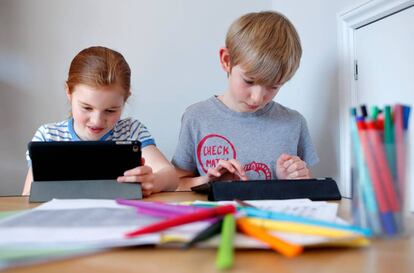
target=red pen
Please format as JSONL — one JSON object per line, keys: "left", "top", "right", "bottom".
{"left": 125, "top": 204, "right": 236, "bottom": 238}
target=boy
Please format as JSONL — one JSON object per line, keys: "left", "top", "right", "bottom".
{"left": 172, "top": 11, "right": 319, "bottom": 190}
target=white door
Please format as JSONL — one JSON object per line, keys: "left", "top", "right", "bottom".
{"left": 354, "top": 6, "right": 414, "bottom": 211}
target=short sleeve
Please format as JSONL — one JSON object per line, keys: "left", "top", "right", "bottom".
{"left": 171, "top": 112, "right": 198, "bottom": 173}
{"left": 297, "top": 115, "right": 319, "bottom": 167}
{"left": 128, "top": 119, "right": 156, "bottom": 148}
{"left": 25, "top": 126, "right": 48, "bottom": 166}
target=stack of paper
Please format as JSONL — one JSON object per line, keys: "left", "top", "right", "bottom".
{"left": 0, "top": 198, "right": 368, "bottom": 269}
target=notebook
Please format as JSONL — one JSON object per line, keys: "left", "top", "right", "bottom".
{"left": 28, "top": 141, "right": 142, "bottom": 202}
{"left": 191, "top": 178, "right": 341, "bottom": 201}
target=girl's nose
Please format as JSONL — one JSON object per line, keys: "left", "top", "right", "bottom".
{"left": 90, "top": 112, "right": 105, "bottom": 126}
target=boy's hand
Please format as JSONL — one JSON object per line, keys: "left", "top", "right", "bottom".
{"left": 276, "top": 153, "right": 311, "bottom": 179}
{"left": 206, "top": 159, "right": 248, "bottom": 182}
{"left": 117, "top": 158, "right": 155, "bottom": 197}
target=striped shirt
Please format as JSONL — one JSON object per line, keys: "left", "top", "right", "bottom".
{"left": 26, "top": 117, "right": 155, "bottom": 164}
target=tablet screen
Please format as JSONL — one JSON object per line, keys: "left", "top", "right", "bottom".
{"left": 29, "top": 141, "right": 141, "bottom": 181}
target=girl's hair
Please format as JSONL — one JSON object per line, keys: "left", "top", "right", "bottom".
{"left": 66, "top": 46, "right": 131, "bottom": 100}
{"left": 225, "top": 11, "right": 302, "bottom": 87}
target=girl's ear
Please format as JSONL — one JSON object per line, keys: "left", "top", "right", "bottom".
{"left": 219, "top": 47, "right": 232, "bottom": 73}
{"left": 65, "top": 82, "right": 72, "bottom": 101}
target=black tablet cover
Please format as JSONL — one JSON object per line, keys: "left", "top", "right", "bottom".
{"left": 191, "top": 178, "right": 341, "bottom": 201}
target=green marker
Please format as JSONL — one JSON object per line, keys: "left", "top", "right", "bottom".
{"left": 384, "top": 105, "right": 397, "bottom": 180}
{"left": 216, "top": 214, "right": 235, "bottom": 269}
{"left": 371, "top": 105, "right": 379, "bottom": 120}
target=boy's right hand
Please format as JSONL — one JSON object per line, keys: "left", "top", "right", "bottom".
{"left": 206, "top": 159, "right": 248, "bottom": 182}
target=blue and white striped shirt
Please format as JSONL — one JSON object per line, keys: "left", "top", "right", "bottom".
{"left": 26, "top": 117, "right": 155, "bottom": 164}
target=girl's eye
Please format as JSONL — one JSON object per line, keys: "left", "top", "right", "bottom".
{"left": 83, "top": 107, "right": 93, "bottom": 111}
{"left": 106, "top": 109, "right": 116, "bottom": 113}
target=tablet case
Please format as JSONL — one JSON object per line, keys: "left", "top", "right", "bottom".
{"left": 191, "top": 178, "right": 341, "bottom": 201}
{"left": 28, "top": 141, "right": 142, "bottom": 202}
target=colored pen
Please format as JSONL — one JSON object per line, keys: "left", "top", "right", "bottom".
{"left": 394, "top": 105, "right": 406, "bottom": 199}
{"left": 237, "top": 218, "right": 303, "bottom": 257}
{"left": 245, "top": 217, "right": 361, "bottom": 238}
{"left": 365, "top": 120, "right": 399, "bottom": 211}
{"left": 384, "top": 105, "right": 397, "bottom": 181}
{"left": 125, "top": 204, "right": 236, "bottom": 238}
{"left": 356, "top": 118, "right": 396, "bottom": 235}
{"left": 242, "top": 206, "right": 372, "bottom": 237}
{"left": 216, "top": 214, "right": 235, "bottom": 270}
{"left": 350, "top": 112, "right": 382, "bottom": 234}
{"left": 182, "top": 218, "right": 223, "bottom": 249}
{"left": 134, "top": 207, "right": 180, "bottom": 219}
{"left": 117, "top": 199, "right": 207, "bottom": 215}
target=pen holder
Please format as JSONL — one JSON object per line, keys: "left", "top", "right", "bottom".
{"left": 350, "top": 104, "right": 410, "bottom": 237}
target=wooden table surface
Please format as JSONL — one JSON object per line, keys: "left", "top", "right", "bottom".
{"left": 1, "top": 192, "right": 413, "bottom": 273}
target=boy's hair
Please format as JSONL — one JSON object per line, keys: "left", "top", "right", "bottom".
{"left": 225, "top": 11, "right": 302, "bottom": 87}
{"left": 66, "top": 46, "right": 131, "bottom": 100}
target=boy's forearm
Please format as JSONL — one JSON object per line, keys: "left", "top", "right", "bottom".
{"left": 176, "top": 175, "right": 210, "bottom": 191}
{"left": 152, "top": 166, "right": 179, "bottom": 192}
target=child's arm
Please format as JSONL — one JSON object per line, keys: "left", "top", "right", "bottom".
{"left": 117, "top": 145, "right": 179, "bottom": 197}
{"left": 22, "top": 168, "right": 33, "bottom": 196}
{"left": 175, "top": 159, "right": 248, "bottom": 191}
{"left": 275, "top": 153, "right": 312, "bottom": 179}
{"left": 175, "top": 168, "right": 210, "bottom": 191}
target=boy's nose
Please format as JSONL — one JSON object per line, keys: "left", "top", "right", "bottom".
{"left": 250, "top": 87, "right": 265, "bottom": 105}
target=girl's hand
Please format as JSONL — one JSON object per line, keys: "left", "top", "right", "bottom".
{"left": 117, "top": 158, "right": 155, "bottom": 197}
{"left": 276, "top": 153, "right": 311, "bottom": 179}
{"left": 206, "top": 159, "right": 248, "bottom": 182}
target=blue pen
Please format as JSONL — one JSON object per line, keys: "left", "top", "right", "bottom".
{"left": 242, "top": 207, "right": 373, "bottom": 237}
{"left": 402, "top": 105, "right": 410, "bottom": 130}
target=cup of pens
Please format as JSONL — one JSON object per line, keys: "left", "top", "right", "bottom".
{"left": 350, "top": 104, "right": 410, "bottom": 237}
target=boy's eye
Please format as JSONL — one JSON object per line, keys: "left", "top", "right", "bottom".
{"left": 105, "top": 109, "right": 117, "bottom": 113}
{"left": 83, "top": 107, "right": 93, "bottom": 111}
{"left": 243, "top": 78, "right": 254, "bottom": 85}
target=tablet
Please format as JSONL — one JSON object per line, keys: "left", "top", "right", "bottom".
{"left": 29, "top": 141, "right": 142, "bottom": 181}
{"left": 28, "top": 141, "right": 143, "bottom": 202}
{"left": 191, "top": 178, "right": 341, "bottom": 201}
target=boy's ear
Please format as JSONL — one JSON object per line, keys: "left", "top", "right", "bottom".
{"left": 219, "top": 47, "right": 231, "bottom": 73}
{"left": 64, "top": 82, "right": 72, "bottom": 101}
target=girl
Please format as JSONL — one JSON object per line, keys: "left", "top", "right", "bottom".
{"left": 23, "top": 46, "right": 178, "bottom": 196}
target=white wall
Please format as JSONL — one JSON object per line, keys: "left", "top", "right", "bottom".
{"left": 0, "top": 0, "right": 271, "bottom": 195}
{"left": 0, "top": 0, "right": 366, "bottom": 196}
{"left": 272, "top": 0, "right": 362, "bottom": 195}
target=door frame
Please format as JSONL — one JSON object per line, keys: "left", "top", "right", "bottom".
{"left": 337, "top": 0, "right": 414, "bottom": 197}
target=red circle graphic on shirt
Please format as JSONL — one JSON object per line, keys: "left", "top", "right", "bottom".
{"left": 197, "top": 134, "right": 237, "bottom": 174}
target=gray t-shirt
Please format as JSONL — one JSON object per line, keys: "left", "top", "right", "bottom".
{"left": 172, "top": 96, "right": 319, "bottom": 180}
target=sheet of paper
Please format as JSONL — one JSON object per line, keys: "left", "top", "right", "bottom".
{"left": 192, "top": 199, "right": 339, "bottom": 222}
{"left": 0, "top": 199, "right": 160, "bottom": 247}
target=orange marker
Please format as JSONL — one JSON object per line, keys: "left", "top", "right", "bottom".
{"left": 237, "top": 218, "right": 303, "bottom": 257}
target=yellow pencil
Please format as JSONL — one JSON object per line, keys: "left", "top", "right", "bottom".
{"left": 237, "top": 218, "right": 303, "bottom": 257}
{"left": 245, "top": 217, "right": 358, "bottom": 238}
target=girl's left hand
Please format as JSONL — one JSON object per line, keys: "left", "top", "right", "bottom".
{"left": 117, "top": 158, "right": 155, "bottom": 197}
{"left": 275, "top": 153, "right": 311, "bottom": 179}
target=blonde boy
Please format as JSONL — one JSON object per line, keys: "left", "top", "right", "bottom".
{"left": 173, "top": 11, "right": 319, "bottom": 190}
